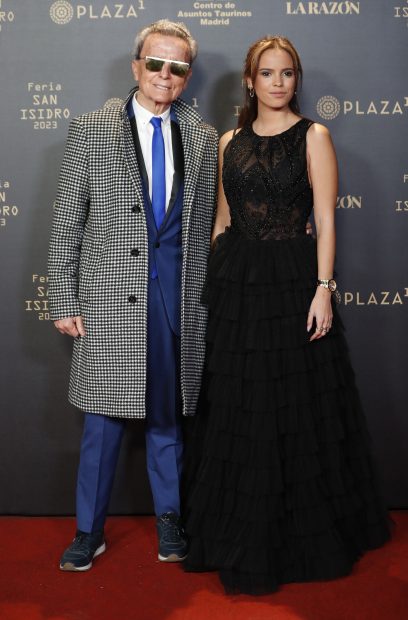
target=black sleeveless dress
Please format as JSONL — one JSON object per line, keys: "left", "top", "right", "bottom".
{"left": 182, "top": 119, "right": 390, "bottom": 595}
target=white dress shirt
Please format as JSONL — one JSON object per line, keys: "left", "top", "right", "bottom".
{"left": 132, "top": 95, "right": 175, "bottom": 210}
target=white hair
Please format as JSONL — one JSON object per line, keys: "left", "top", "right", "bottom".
{"left": 132, "top": 19, "right": 198, "bottom": 64}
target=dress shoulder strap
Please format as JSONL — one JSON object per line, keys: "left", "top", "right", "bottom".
{"left": 300, "top": 117, "right": 315, "bottom": 132}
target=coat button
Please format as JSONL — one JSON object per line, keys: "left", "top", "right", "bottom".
{"left": 154, "top": 242, "right": 160, "bottom": 248}
{"left": 130, "top": 248, "right": 139, "bottom": 256}
{"left": 128, "top": 295, "right": 137, "bottom": 303}
{"left": 132, "top": 205, "right": 141, "bottom": 213}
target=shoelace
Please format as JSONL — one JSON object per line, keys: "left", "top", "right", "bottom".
{"left": 159, "top": 517, "right": 185, "bottom": 543}
{"left": 71, "top": 534, "right": 95, "bottom": 552}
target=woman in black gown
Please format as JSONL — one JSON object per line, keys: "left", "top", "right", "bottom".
{"left": 183, "top": 35, "right": 390, "bottom": 595}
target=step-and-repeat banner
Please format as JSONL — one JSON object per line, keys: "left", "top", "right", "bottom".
{"left": 0, "top": 1, "right": 407, "bottom": 514}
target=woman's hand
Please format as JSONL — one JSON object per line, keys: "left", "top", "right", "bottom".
{"left": 307, "top": 286, "right": 333, "bottom": 341}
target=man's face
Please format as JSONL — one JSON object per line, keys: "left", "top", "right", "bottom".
{"left": 132, "top": 34, "right": 192, "bottom": 114}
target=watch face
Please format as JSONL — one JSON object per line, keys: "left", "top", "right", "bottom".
{"left": 328, "top": 279, "right": 337, "bottom": 292}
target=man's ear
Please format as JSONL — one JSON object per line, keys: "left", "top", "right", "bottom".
{"left": 131, "top": 59, "right": 140, "bottom": 82}
{"left": 182, "top": 68, "right": 193, "bottom": 92}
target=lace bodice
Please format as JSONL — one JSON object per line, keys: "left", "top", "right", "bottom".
{"left": 222, "top": 118, "right": 314, "bottom": 240}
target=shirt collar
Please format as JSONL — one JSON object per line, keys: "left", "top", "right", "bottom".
{"left": 132, "top": 94, "right": 171, "bottom": 127}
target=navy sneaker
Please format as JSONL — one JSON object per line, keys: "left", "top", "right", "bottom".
{"left": 156, "top": 513, "right": 188, "bottom": 562}
{"left": 59, "top": 530, "right": 106, "bottom": 571}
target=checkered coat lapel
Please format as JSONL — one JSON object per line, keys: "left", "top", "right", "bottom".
{"left": 48, "top": 90, "right": 218, "bottom": 418}
{"left": 121, "top": 99, "right": 144, "bottom": 205}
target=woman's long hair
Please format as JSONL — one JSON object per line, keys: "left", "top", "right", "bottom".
{"left": 238, "top": 36, "right": 303, "bottom": 128}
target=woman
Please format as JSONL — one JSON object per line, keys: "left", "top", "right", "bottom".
{"left": 182, "top": 36, "right": 391, "bottom": 595}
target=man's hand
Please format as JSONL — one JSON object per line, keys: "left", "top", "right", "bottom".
{"left": 306, "top": 221, "right": 313, "bottom": 236}
{"left": 54, "top": 316, "right": 86, "bottom": 338}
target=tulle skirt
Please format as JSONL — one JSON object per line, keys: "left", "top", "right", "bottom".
{"left": 182, "top": 229, "right": 390, "bottom": 595}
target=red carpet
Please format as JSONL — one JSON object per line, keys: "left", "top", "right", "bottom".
{"left": 0, "top": 512, "right": 407, "bottom": 620}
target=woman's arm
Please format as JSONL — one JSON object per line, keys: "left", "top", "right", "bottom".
{"left": 211, "top": 130, "right": 234, "bottom": 244}
{"left": 306, "top": 123, "right": 338, "bottom": 341}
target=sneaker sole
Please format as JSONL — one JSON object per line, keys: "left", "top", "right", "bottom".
{"left": 59, "top": 541, "right": 106, "bottom": 572}
{"left": 158, "top": 552, "right": 187, "bottom": 563}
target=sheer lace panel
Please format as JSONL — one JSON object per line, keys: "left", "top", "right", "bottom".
{"left": 223, "top": 119, "right": 314, "bottom": 240}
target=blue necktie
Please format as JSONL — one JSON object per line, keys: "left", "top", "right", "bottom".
{"left": 150, "top": 116, "right": 166, "bottom": 230}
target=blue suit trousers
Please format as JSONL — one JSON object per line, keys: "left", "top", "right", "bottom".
{"left": 76, "top": 277, "right": 183, "bottom": 533}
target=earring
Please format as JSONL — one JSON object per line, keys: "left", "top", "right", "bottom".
{"left": 248, "top": 86, "right": 255, "bottom": 98}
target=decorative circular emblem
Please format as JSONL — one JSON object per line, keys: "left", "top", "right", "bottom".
{"left": 49, "top": 1, "right": 74, "bottom": 25}
{"left": 316, "top": 95, "right": 341, "bottom": 120}
{"left": 104, "top": 98, "right": 124, "bottom": 109}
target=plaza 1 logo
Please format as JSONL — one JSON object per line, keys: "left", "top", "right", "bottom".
{"left": 49, "top": 1, "right": 146, "bottom": 24}
{"left": 342, "top": 288, "right": 408, "bottom": 307}
{"left": 286, "top": 1, "right": 360, "bottom": 15}
{"left": 0, "top": 0, "right": 14, "bottom": 32}
{"left": 25, "top": 274, "right": 50, "bottom": 321}
{"left": 394, "top": 1, "right": 408, "bottom": 25}
{"left": 20, "top": 82, "right": 70, "bottom": 130}
{"left": 0, "top": 180, "right": 19, "bottom": 228}
{"left": 316, "top": 95, "right": 408, "bottom": 119}
{"left": 177, "top": 2, "right": 253, "bottom": 27}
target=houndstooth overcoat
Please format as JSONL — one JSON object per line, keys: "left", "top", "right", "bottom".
{"left": 48, "top": 88, "right": 218, "bottom": 418}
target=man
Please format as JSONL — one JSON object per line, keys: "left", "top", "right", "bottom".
{"left": 48, "top": 20, "right": 218, "bottom": 571}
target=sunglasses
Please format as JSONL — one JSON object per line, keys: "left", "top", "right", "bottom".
{"left": 140, "top": 55, "right": 190, "bottom": 78}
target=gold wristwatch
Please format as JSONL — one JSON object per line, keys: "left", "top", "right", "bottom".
{"left": 317, "top": 278, "right": 337, "bottom": 293}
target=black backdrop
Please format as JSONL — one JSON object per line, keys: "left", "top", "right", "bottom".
{"left": 0, "top": 0, "right": 407, "bottom": 515}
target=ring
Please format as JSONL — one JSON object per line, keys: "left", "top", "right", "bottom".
{"left": 323, "top": 328, "right": 327, "bottom": 333}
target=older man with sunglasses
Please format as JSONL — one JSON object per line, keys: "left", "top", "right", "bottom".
{"left": 48, "top": 20, "right": 218, "bottom": 571}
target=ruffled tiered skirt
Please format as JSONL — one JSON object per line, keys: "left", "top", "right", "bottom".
{"left": 182, "top": 229, "right": 390, "bottom": 595}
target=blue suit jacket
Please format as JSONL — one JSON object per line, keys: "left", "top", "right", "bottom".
{"left": 128, "top": 101, "right": 184, "bottom": 337}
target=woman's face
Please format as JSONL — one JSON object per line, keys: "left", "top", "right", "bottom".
{"left": 250, "top": 48, "right": 296, "bottom": 111}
